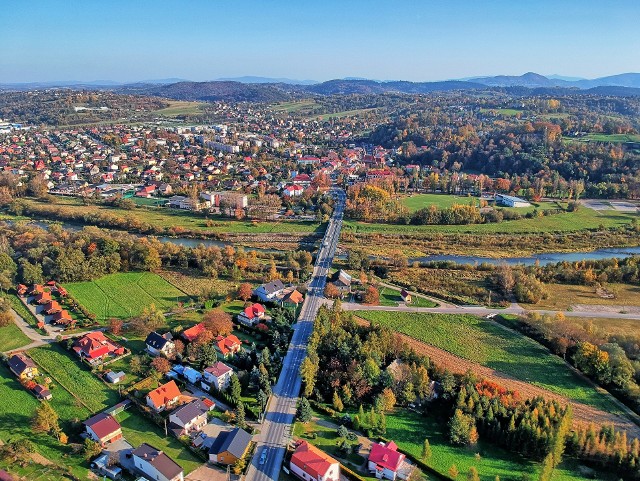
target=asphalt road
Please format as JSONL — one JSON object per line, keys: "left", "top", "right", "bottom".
{"left": 245, "top": 188, "right": 346, "bottom": 481}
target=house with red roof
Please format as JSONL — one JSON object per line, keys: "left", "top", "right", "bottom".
{"left": 72, "top": 332, "right": 124, "bottom": 364}
{"left": 283, "top": 184, "right": 304, "bottom": 197}
{"left": 216, "top": 335, "right": 242, "bottom": 358}
{"left": 181, "top": 323, "right": 206, "bottom": 342}
{"left": 292, "top": 173, "right": 312, "bottom": 185}
{"left": 146, "top": 380, "right": 182, "bottom": 412}
{"left": 290, "top": 440, "right": 340, "bottom": 481}
{"left": 367, "top": 441, "right": 407, "bottom": 480}
{"left": 84, "top": 413, "right": 123, "bottom": 446}
{"left": 237, "top": 303, "right": 266, "bottom": 327}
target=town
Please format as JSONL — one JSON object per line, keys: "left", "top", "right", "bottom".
{"left": 2, "top": 1, "right": 640, "bottom": 479}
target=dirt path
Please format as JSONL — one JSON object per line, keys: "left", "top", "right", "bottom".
{"left": 354, "top": 317, "right": 640, "bottom": 439}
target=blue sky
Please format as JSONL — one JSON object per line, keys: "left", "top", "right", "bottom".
{"left": 2, "top": 0, "right": 639, "bottom": 83}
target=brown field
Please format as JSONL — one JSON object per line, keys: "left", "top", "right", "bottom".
{"left": 525, "top": 283, "right": 640, "bottom": 311}
{"left": 354, "top": 316, "right": 640, "bottom": 438}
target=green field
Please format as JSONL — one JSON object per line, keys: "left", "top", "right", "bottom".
{"left": 0, "top": 363, "right": 89, "bottom": 479}
{"left": 479, "top": 108, "right": 523, "bottom": 117}
{"left": 564, "top": 133, "right": 640, "bottom": 144}
{"left": 354, "top": 311, "right": 622, "bottom": 413}
{"left": 0, "top": 323, "right": 31, "bottom": 351}
{"left": 315, "top": 108, "right": 377, "bottom": 120}
{"left": 272, "top": 99, "right": 317, "bottom": 113}
{"left": 65, "top": 271, "right": 188, "bottom": 321}
{"left": 116, "top": 409, "right": 202, "bottom": 474}
{"left": 154, "top": 100, "right": 204, "bottom": 117}
{"left": 29, "top": 343, "right": 120, "bottom": 413}
{"left": 345, "top": 205, "right": 637, "bottom": 234}
{"left": 401, "top": 194, "right": 479, "bottom": 213}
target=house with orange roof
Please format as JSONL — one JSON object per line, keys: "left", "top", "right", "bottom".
{"left": 216, "top": 335, "right": 242, "bottom": 358}
{"left": 290, "top": 440, "right": 340, "bottom": 481}
{"left": 181, "top": 323, "right": 206, "bottom": 342}
{"left": 146, "top": 380, "right": 182, "bottom": 412}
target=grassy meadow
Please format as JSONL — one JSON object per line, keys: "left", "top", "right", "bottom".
{"left": 0, "top": 323, "right": 31, "bottom": 351}
{"left": 65, "top": 271, "right": 188, "bottom": 321}
{"left": 354, "top": 311, "right": 622, "bottom": 413}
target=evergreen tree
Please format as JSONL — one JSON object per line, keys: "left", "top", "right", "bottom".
{"left": 332, "top": 391, "right": 344, "bottom": 412}
{"left": 297, "top": 397, "right": 312, "bottom": 423}
{"left": 236, "top": 401, "right": 246, "bottom": 429}
{"left": 421, "top": 438, "right": 432, "bottom": 461}
{"left": 229, "top": 374, "right": 242, "bottom": 404}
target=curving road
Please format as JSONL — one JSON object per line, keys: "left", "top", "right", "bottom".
{"left": 245, "top": 187, "right": 346, "bottom": 481}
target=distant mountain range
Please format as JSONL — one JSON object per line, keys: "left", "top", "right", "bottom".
{"left": 467, "top": 72, "right": 640, "bottom": 89}
{"left": 2, "top": 72, "right": 640, "bottom": 101}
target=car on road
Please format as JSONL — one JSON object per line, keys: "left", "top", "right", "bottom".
{"left": 259, "top": 448, "right": 268, "bottom": 465}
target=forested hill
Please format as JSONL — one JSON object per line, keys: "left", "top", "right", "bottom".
{"left": 115, "top": 79, "right": 640, "bottom": 103}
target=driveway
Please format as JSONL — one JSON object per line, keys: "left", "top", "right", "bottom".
{"left": 185, "top": 464, "right": 229, "bottom": 481}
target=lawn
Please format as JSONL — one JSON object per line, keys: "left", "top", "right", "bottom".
{"left": 154, "top": 100, "right": 204, "bottom": 117}
{"left": 479, "top": 108, "right": 523, "bottom": 117}
{"left": 564, "top": 133, "right": 640, "bottom": 144}
{"left": 272, "top": 99, "right": 317, "bottom": 113}
{"left": 65, "top": 271, "right": 189, "bottom": 321}
{"left": 401, "top": 193, "right": 479, "bottom": 213}
{"left": 378, "top": 286, "right": 403, "bottom": 306}
{"left": 315, "top": 108, "right": 377, "bottom": 120}
{"left": 354, "top": 311, "right": 622, "bottom": 413}
{"left": 305, "top": 407, "right": 601, "bottom": 481}
{"left": 116, "top": 409, "right": 202, "bottom": 474}
{"left": 28, "top": 343, "right": 120, "bottom": 413}
{"left": 7, "top": 293, "right": 41, "bottom": 327}
{"left": 344, "top": 205, "right": 637, "bottom": 234}
{"left": 0, "top": 322, "right": 31, "bottom": 351}
{"left": 293, "top": 419, "right": 365, "bottom": 467}
{"left": 0, "top": 363, "right": 90, "bottom": 479}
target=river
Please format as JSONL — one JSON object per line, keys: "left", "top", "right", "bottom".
{"left": 16, "top": 219, "right": 640, "bottom": 266}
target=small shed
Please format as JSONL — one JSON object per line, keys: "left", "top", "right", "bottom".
{"left": 105, "top": 371, "right": 126, "bottom": 384}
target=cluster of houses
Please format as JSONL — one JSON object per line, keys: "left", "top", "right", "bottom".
{"left": 287, "top": 438, "right": 412, "bottom": 481}
{"left": 83, "top": 376, "right": 254, "bottom": 481}
{"left": 17, "top": 282, "right": 75, "bottom": 329}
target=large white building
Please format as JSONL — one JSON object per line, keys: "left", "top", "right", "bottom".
{"left": 495, "top": 194, "right": 531, "bottom": 208}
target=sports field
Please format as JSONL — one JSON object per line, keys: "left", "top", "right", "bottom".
{"left": 65, "top": 272, "right": 188, "bottom": 320}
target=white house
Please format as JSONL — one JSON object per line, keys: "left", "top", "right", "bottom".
{"left": 237, "top": 303, "right": 266, "bottom": 327}
{"left": 146, "top": 380, "right": 181, "bottom": 412}
{"left": 367, "top": 441, "right": 407, "bottom": 481}
{"left": 202, "top": 361, "right": 233, "bottom": 391}
{"left": 132, "top": 443, "right": 184, "bottom": 481}
{"left": 253, "top": 280, "right": 285, "bottom": 302}
{"left": 145, "top": 332, "right": 175, "bottom": 357}
{"left": 168, "top": 399, "right": 209, "bottom": 437}
{"left": 283, "top": 184, "right": 304, "bottom": 197}
{"left": 290, "top": 440, "right": 340, "bottom": 481}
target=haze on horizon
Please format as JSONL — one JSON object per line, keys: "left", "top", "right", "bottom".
{"left": 2, "top": 0, "right": 639, "bottom": 84}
